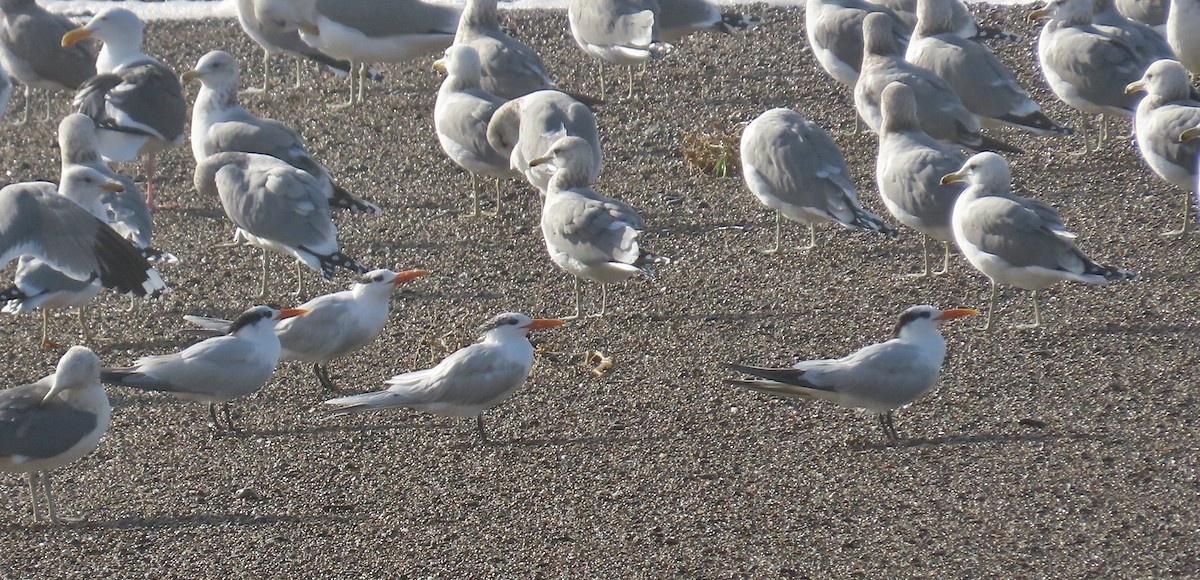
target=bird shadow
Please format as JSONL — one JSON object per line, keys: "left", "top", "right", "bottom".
{"left": 73, "top": 511, "right": 359, "bottom": 531}
{"left": 853, "top": 430, "right": 1108, "bottom": 451}
{"left": 1079, "top": 322, "right": 1200, "bottom": 336}
{"left": 453, "top": 432, "right": 672, "bottom": 451}
{"left": 238, "top": 420, "right": 455, "bottom": 438}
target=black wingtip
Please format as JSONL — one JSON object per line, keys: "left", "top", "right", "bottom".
{"left": 998, "top": 112, "right": 1075, "bottom": 137}
{"left": 718, "top": 12, "right": 761, "bottom": 34}
{"left": 976, "top": 134, "right": 1024, "bottom": 154}
{"left": 0, "top": 285, "right": 27, "bottom": 302}
{"left": 318, "top": 251, "right": 369, "bottom": 280}
{"left": 330, "top": 183, "right": 382, "bottom": 214}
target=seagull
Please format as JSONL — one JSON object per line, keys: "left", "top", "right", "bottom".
{"left": 943, "top": 152, "right": 1135, "bottom": 330}
{"left": 726, "top": 305, "right": 978, "bottom": 441}
{"left": 655, "top": 0, "right": 760, "bottom": 42}
{"left": 182, "top": 50, "right": 380, "bottom": 214}
{"left": 1167, "top": 0, "right": 1200, "bottom": 77}
{"left": 906, "top": 0, "right": 1073, "bottom": 136}
{"left": 739, "top": 107, "right": 896, "bottom": 253}
{"left": 486, "top": 89, "right": 602, "bottom": 194}
{"left": 806, "top": 0, "right": 910, "bottom": 89}
{"left": 1031, "top": 0, "right": 1147, "bottom": 154}
{"left": 433, "top": 44, "right": 518, "bottom": 217}
{"left": 63, "top": 8, "right": 186, "bottom": 209}
{"left": 296, "top": 0, "right": 460, "bottom": 108}
{"left": 875, "top": 82, "right": 966, "bottom": 277}
{"left": 1093, "top": 0, "right": 1174, "bottom": 63}
{"left": 1, "top": 346, "right": 108, "bottom": 524}
{"left": 454, "top": 0, "right": 556, "bottom": 100}
{"left": 567, "top": 0, "right": 675, "bottom": 99}
{"left": 0, "top": 64, "right": 10, "bottom": 121}
{"left": 532, "top": 136, "right": 668, "bottom": 319}
{"left": 1118, "top": 0, "right": 1168, "bottom": 27}
{"left": 194, "top": 151, "right": 370, "bottom": 296}
{"left": 183, "top": 268, "right": 430, "bottom": 392}
{"left": 868, "top": 0, "right": 1019, "bottom": 41}
{"left": 0, "top": 0, "right": 96, "bottom": 124}
{"left": 856, "top": 12, "right": 1019, "bottom": 152}
{"left": 323, "top": 312, "right": 565, "bottom": 441}
{"left": 102, "top": 305, "right": 307, "bottom": 431}
{"left": 1126, "top": 59, "right": 1200, "bottom": 237}
{"left": 233, "top": 0, "right": 354, "bottom": 94}
{"left": 0, "top": 176, "right": 167, "bottom": 299}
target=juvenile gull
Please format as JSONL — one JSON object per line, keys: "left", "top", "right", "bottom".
{"left": 454, "top": 0, "right": 555, "bottom": 100}
{"left": 1, "top": 347, "right": 108, "bottom": 524}
{"left": 875, "top": 83, "right": 966, "bottom": 277}
{"left": 486, "top": 89, "right": 602, "bottom": 194}
{"left": 567, "top": 0, "right": 675, "bottom": 99}
{"left": 1126, "top": 59, "right": 1200, "bottom": 237}
{"left": 0, "top": 0, "right": 96, "bottom": 124}
{"left": 64, "top": 8, "right": 186, "bottom": 208}
{"left": 906, "top": 0, "right": 1072, "bottom": 136}
{"left": 234, "top": 0, "right": 353, "bottom": 94}
{"left": 740, "top": 107, "right": 896, "bottom": 253}
{"left": 726, "top": 305, "right": 978, "bottom": 441}
{"left": 806, "top": 0, "right": 910, "bottom": 89}
{"left": 102, "top": 306, "right": 307, "bottom": 432}
{"left": 324, "top": 312, "right": 565, "bottom": 442}
{"left": 943, "top": 153, "right": 1134, "bottom": 330}
{"left": 433, "top": 45, "right": 518, "bottom": 217}
{"left": 182, "top": 51, "right": 379, "bottom": 214}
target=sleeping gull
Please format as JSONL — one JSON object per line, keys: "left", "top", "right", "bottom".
{"left": 194, "top": 151, "right": 369, "bottom": 296}
{"left": 531, "top": 136, "right": 668, "bottom": 319}
{"left": 486, "top": 89, "right": 602, "bottom": 194}
{"left": 454, "top": 0, "right": 556, "bottom": 100}
{"left": 726, "top": 305, "right": 978, "bottom": 441}
{"left": 906, "top": 0, "right": 1073, "bottom": 136}
{"left": 63, "top": 8, "right": 186, "bottom": 209}
{"left": 182, "top": 51, "right": 380, "bottom": 214}
{"left": 102, "top": 306, "right": 307, "bottom": 432}
{"left": 740, "top": 107, "right": 896, "bottom": 253}
{"left": 567, "top": 0, "right": 675, "bottom": 99}
{"left": 234, "top": 0, "right": 353, "bottom": 94}
{"left": 868, "top": 0, "right": 1019, "bottom": 41}
{"left": 806, "top": 0, "right": 910, "bottom": 89}
{"left": 323, "top": 312, "right": 565, "bottom": 442}
{"left": 875, "top": 82, "right": 966, "bottom": 277}
{"left": 0, "top": 0, "right": 96, "bottom": 125}
{"left": 1125, "top": 59, "right": 1200, "bottom": 237}
{"left": 1, "top": 346, "right": 108, "bottom": 524}
{"left": 184, "top": 269, "right": 430, "bottom": 392}
{"left": 943, "top": 152, "right": 1135, "bottom": 330}
{"left": 856, "top": 13, "right": 1019, "bottom": 152}
{"left": 433, "top": 44, "right": 518, "bottom": 217}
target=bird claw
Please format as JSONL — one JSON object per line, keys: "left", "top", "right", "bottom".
{"left": 1159, "top": 228, "right": 1190, "bottom": 239}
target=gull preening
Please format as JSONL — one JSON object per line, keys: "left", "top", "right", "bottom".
{"left": 1, "top": 346, "right": 109, "bottom": 524}
{"left": 0, "top": 0, "right": 96, "bottom": 125}
{"left": 324, "top": 312, "right": 565, "bottom": 441}
{"left": 1126, "top": 59, "right": 1200, "bottom": 237}
{"left": 727, "top": 305, "right": 978, "bottom": 441}
{"left": 487, "top": 89, "right": 602, "bottom": 195}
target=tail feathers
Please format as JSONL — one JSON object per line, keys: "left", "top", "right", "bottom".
{"left": 323, "top": 390, "right": 415, "bottom": 416}
{"left": 312, "top": 250, "right": 368, "bottom": 280}
{"left": 852, "top": 208, "right": 899, "bottom": 238}
{"left": 142, "top": 246, "right": 179, "bottom": 264}
{"left": 998, "top": 112, "right": 1075, "bottom": 137}
{"left": 718, "top": 12, "right": 761, "bottom": 34}
{"left": 973, "top": 26, "right": 1021, "bottom": 43}
{"left": 100, "top": 368, "right": 178, "bottom": 393}
{"left": 974, "top": 134, "right": 1023, "bottom": 154}
{"left": 182, "top": 314, "right": 233, "bottom": 333}
{"left": 330, "top": 183, "right": 382, "bottom": 214}
{"left": 1084, "top": 260, "right": 1136, "bottom": 282}
{"left": 726, "top": 363, "right": 821, "bottom": 390}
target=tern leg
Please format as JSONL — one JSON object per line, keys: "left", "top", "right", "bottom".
{"left": 26, "top": 472, "right": 41, "bottom": 522}
{"left": 314, "top": 363, "right": 338, "bottom": 392}
{"left": 755, "top": 212, "right": 782, "bottom": 254}
{"left": 935, "top": 242, "right": 951, "bottom": 276}
{"left": 475, "top": 414, "right": 489, "bottom": 442}
{"left": 982, "top": 280, "right": 1000, "bottom": 331}
{"left": 41, "top": 472, "right": 60, "bottom": 524}
{"left": 1160, "top": 191, "right": 1194, "bottom": 238}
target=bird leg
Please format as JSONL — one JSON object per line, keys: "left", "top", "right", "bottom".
{"left": 800, "top": 223, "right": 818, "bottom": 251}
{"left": 143, "top": 154, "right": 165, "bottom": 209}
{"left": 598, "top": 61, "right": 607, "bottom": 100}
{"left": 40, "top": 471, "right": 62, "bottom": 524}
{"left": 313, "top": 363, "right": 338, "bottom": 392}
{"left": 1071, "top": 111, "right": 1091, "bottom": 156}
{"left": 42, "top": 91, "right": 53, "bottom": 122}
{"left": 260, "top": 249, "right": 271, "bottom": 297}
{"left": 40, "top": 309, "right": 64, "bottom": 349}
{"left": 981, "top": 280, "right": 1000, "bottom": 331}
{"left": 223, "top": 403, "right": 240, "bottom": 433}
{"left": 563, "top": 276, "right": 584, "bottom": 320}
{"left": 593, "top": 284, "right": 609, "bottom": 318}
{"left": 878, "top": 412, "right": 899, "bottom": 441}
{"left": 1017, "top": 290, "right": 1043, "bottom": 329}
{"left": 357, "top": 63, "right": 368, "bottom": 103}
{"left": 627, "top": 66, "right": 635, "bottom": 99}
{"left": 906, "top": 235, "right": 933, "bottom": 278}
{"left": 475, "top": 414, "right": 490, "bottom": 442}
{"left": 469, "top": 174, "right": 481, "bottom": 218}
{"left": 14, "top": 85, "right": 31, "bottom": 126}
{"left": 208, "top": 402, "right": 222, "bottom": 431}
{"left": 1099, "top": 114, "right": 1109, "bottom": 145}
{"left": 294, "top": 59, "right": 304, "bottom": 90}
{"left": 26, "top": 472, "right": 41, "bottom": 522}
{"left": 127, "top": 294, "right": 139, "bottom": 313}
{"left": 79, "top": 307, "right": 94, "bottom": 345}
{"left": 242, "top": 49, "right": 270, "bottom": 95}
{"left": 935, "top": 241, "right": 951, "bottom": 276}
{"left": 485, "top": 178, "right": 502, "bottom": 217}
{"left": 329, "top": 62, "right": 360, "bottom": 109}
{"left": 754, "top": 212, "right": 783, "bottom": 255}
{"left": 1159, "top": 191, "right": 1194, "bottom": 238}
{"left": 294, "top": 260, "right": 304, "bottom": 296}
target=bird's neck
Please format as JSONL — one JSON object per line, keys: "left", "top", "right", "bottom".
{"left": 97, "top": 40, "right": 145, "bottom": 74}
{"left": 546, "top": 167, "right": 590, "bottom": 193}
{"left": 458, "top": 0, "right": 500, "bottom": 36}
{"left": 196, "top": 83, "right": 241, "bottom": 115}
{"left": 60, "top": 139, "right": 103, "bottom": 168}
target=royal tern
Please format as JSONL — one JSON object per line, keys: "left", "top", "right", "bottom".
{"left": 1, "top": 346, "right": 108, "bottom": 524}
{"left": 454, "top": 0, "right": 555, "bottom": 100}
{"left": 323, "top": 312, "right": 565, "bottom": 441}
{"left": 567, "top": 0, "right": 674, "bottom": 99}
{"left": 0, "top": 0, "right": 96, "bottom": 124}
{"left": 943, "top": 152, "right": 1135, "bottom": 330}
{"left": 806, "top": 0, "right": 910, "bottom": 89}
{"left": 487, "top": 90, "right": 602, "bottom": 195}
{"left": 727, "top": 305, "right": 978, "bottom": 441}
{"left": 102, "top": 306, "right": 307, "bottom": 431}
{"left": 739, "top": 107, "right": 895, "bottom": 253}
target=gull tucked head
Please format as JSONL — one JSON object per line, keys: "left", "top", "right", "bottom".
{"left": 862, "top": 12, "right": 899, "bottom": 57}
{"left": 43, "top": 346, "right": 102, "bottom": 404}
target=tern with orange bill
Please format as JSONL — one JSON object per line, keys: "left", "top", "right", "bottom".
{"left": 727, "top": 305, "right": 977, "bottom": 441}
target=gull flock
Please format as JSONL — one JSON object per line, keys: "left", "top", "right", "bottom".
{"left": 0, "top": 0, "right": 1193, "bottom": 525}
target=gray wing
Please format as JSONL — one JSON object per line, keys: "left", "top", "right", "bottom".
{"left": 313, "top": 0, "right": 459, "bottom": 38}
{"left": 0, "top": 7, "right": 96, "bottom": 90}
{"left": 1140, "top": 101, "right": 1200, "bottom": 172}
{"left": 1040, "top": 25, "right": 1144, "bottom": 113}
{"left": 73, "top": 60, "right": 186, "bottom": 143}
{"left": 97, "top": 168, "right": 154, "bottom": 251}
{"left": 543, "top": 189, "right": 645, "bottom": 267}
{"left": 908, "top": 35, "right": 1036, "bottom": 122}
{"left": 0, "top": 380, "right": 98, "bottom": 460}
{"left": 0, "top": 65, "right": 9, "bottom": 121}
{"left": 206, "top": 118, "right": 324, "bottom": 178}
{"left": 959, "top": 195, "right": 1089, "bottom": 271}
{"left": 237, "top": 0, "right": 352, "bottom": 73}
{"left": 436, "top": 89, "right": 511, "bottom": 170}
{"left": 468, "top": 35, "right": 555, "bottom": 100}
{"left": 570, "top": 0, "right": 662, "bottom": 46}
{"left": 11, "top": 256, "right": 98, "bottom": 296}
{"left": 877, "top": 133, "right": 965, "bottom": 236}
{"left": 0, "top": 182, "right": 164, "bottom": 296}
{"left": 656, "top": 0, "right": 720, "bottom": 38}
{"left": 213, "top": 155, "right": 339, "bottom": 255}
{"left": 740, "top": 111, "right": 862, "bottom": 218}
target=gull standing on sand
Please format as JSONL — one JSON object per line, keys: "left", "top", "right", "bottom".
{"left": 1167, "top": 0, "right": 1200, "bottom": 76}
{"left": 856, "top": 13, "right": 1017, "bottom": 152}
{"left": 433, "top": 45, "right": 518, "bottom": 217}
{"left": 182, "top": 51, "right": 380, "bottom": 214}
{"left": 806, "top": 0, "right": 910, "bottom": 89}
{"left": 655, "top": 0, "right": 759, "bottom": 42}
{"left": 1031, "top": 0, "right": 1147, "bottom": 153}
{"left": 868, "top": 0, "right": 1019, "bottom": 41}
{"left": 0, "top": 0, "right": 96, "bottom": 124}
{"left": 63, "top": 8, "right": 186, "bottom": 209}
{"left": 1126, "top": 59, "right": 1200, "bottom": 237}
{"left": 234, "top": 0, "right": 354, "bottom": 94}
{"left": 324, "top": 312, "right": 565, "bottom": 442}
{"left": 875, "top": 83, "right": 966, "bottom": 277}
{"left": 726, "top": 305, "right": 978, "bottom": 441}
{"left": 295, "top": 0, "right": 460, "bottom": 108}
{"left": 1118, "top": 0, "right": 1168, "bottom": 27}
{"left": 184, "top": 269, "right": 430, "bottom": 392}
{"left": 487, "top": 90, "right": 602, "bottom": 194}
{"left": 1, "top": 347, "right": 108, "bottom": 524}
{"left": 1093, "top": 0, "right": 1174, "bottom": 62}
{"left": 454, "top": 0, "right": 556, "bottom": 100}
{"left": 568, "top": 0, "right": 675, "bottom": 99}
{"left": 532, "top": 136, "right": 667, "bottom": 319}
{"left": 943, "top": 153, "right": 1135, "bottom": 330}
{"left": 740, "top": 107, "right": 896, "bottom": 253}
{"left": 102, "top": 306, "right": 307, "bottom": 431}
{"left": 906, "top": 0, "right": 1072, "bottom": 136}
{"left": 194, "top": 152, "right": 369, "bottom": 295}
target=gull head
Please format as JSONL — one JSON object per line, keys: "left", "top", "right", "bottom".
{"left": 1028, "top": 0, "right": 1089, "bottom": 23}
{"left": 862, "top": 12, "right": 899, "bottom": 57}
{"left": 1126, "top": 59, "right": 1191, "bottom": 101}
{"left": 182, "top": 51, "right": 241, "bottom": 89}
{"left": 59, "top": 166, "right": 123, "bottom": 208}
{"left": 63, "top": 7, "right": 144, "bottom": 47}
{"left": 433, "top": 44, "right": 484, "bottom": 84}
{"left": 58, "top": 113, "right": 102, "bottom": 164}
{"left": 477, "top": 312, "right": 566, "bottom": 338}
{"left": 43, "top": 346, "right": 102, "bottom": 404}
{"left": 940, "top": 152, "right": 1010, "bottom": 191}
{"left": 528, "top": 136, "right": 595, "bottom": 175}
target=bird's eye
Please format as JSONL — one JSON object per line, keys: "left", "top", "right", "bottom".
{"left": 373, "top": 275, "right": 384, "bottom": 282}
